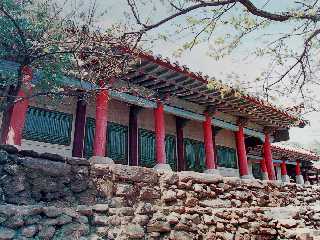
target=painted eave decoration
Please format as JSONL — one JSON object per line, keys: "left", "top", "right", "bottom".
{"left": 121, "top": 47, "right": 307, "bottom": 129}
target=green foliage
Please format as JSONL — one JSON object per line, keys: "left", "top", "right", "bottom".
{"left": 0, "top": 0, "right": 73, "bottom": 91}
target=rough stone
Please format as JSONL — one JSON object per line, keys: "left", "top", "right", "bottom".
{"left": 115, "top": 183, "right": 135, "bottom": 197}
{"left": 18, "top": 150, "right": 40, "bottom": 158}
{"left": 39, "top": 152, "right": 65, "bottom": 162}
{"left": 70, "top": 179, "right": 89, "bottom": 193}
{"left": 185, "top": 197, "right": 199, "bottom": 207}
{"left": 58, "top": 223, "right": 89, "bottom": 237}
{"left": 77, "top": 205, "right": 93, "bottom": 216}
{"left": 66, "top": 157, "right": 90, "bottom": 166}
{"left": 92, "top": 204, "right": 109, "bottom": 213}
{"left": 179, "top": 171, "right": 222, "bottom": 184}
{"left": 0, "top": 150, "right": 319, "bottom": 239}
{"left": 93, "top": 215, "right": 109, "bottom": 226}
{"left": 147, "top": 221, "right": 171, "bottom": 233}
{"left": 278, "top": 219, "right": 298, "bottom": 229}
{"left": 3, "top": 215, "right": 24, "bottom": 229}
{"left": 126, "top": 224, "right": 145, "bottom": 239}
{"left": 133, "top": 215, "right": 149, "bottom": 226}
{"left": 93, "top": 164, "right": 159, "bottom": 184}
{"left": 42, "top": 206, "right": 63, "bottom": 218}
{"left": 38, "top": 225, "right": 56, "bottom": 239}
{"left": 56, "top": 214, "right": 73, "bottom": 225}
{"left": 139, "top": 186, "right": 161, "bottom": 200}
{"left": 0, "top": 227, "right": 15, "bottom": 240}
{"left": 0, "top": 151, "right": 9, "bottom": 164}
{"left": 170, "top": 230, "right": 194, "bottom": 240}
{"left": 21, "top": 225, "right": 37, "bottom": 238}
{"left": 20, "top": 157, "right": 71, "bottom": 176}
{"left": 0, "top": 145, "right": 18, "bottom": 155}
{"left": 199, "top": 199, "right": 232, "bottom": 208}
{"left": 162, "top": 190, "right": 177, "bottom": 202}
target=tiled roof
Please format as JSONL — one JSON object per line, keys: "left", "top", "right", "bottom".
{"left": 120, "top": 47, "right": 307, "bottom": 128}
{"left": 248, "top": 143, "right": 320, "bottom": 162}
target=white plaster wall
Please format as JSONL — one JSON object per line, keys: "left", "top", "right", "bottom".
{"left": 216, "top": 129, "right": 236, "bottom": 148}
{"left": 108, "top": 100, "right": 130, "bottom": 126}
{"left": 138, "top": 108, "right": 154, "bottom": 131}
{"left": 87, "top": 99, "right": 130, "bottom": 126}
{"left": 137, "top": 108, "right": 177, "bottom": 135}
{"left": 184, "top": 120, "right": 203, "bottom": 142}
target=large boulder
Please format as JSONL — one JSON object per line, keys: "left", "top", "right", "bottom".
{"left": 92, "top": 164, "right": 159, "bottom": 184}
{"left": 20, "top": 157, "right": 71, "bottom": 176}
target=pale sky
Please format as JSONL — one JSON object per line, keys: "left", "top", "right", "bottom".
{"left": 66, "top": 0, "right": 319, "bottom": 147}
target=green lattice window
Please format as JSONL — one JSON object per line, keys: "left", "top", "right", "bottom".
{"left": 138, "top": 129, "right": 177, "bottom": 170}
{"left": 84, "top": 117, "right": 128, "bottom": 164}
{"left": 184, "top": 138, "right": 205, "bottom": 172}
{"left": 165, "top": 134, "right": 177, "bottom": 171}
{"left": 23, "top": 106, "right": 73, "bottom": 145}
{"left": 216, "top": 146, "right": 237, "bottom": 169}
{"left": 139, "top": 129, "right": 156, "bottom": 168}
{"left": 108, "top": 122, "right": 128, "bottom": 165}
{"left": 84, "top": 117, "right": 95, "bottom": 157}
{"left": 252, "top": 162, "right": 262, "bottom": 179}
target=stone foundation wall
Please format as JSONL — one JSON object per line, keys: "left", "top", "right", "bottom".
{"left": 0, "top": 145, "right": 320, "bottom": 239}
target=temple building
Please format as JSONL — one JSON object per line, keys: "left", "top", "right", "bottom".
{"left": 0, "top": 50, "right": 314, "bottom": 183}
{"left": 248, "top": 143, "right": 320, "bottom": 184}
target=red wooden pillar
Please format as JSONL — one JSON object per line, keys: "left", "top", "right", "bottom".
{"left": 263, "top": 132, "right": 276, "bottom": 180}
{"left": 295, "top": 160, "right": 301, "bottom": 175}
{"left": 93, "top": 89, "right": 109, "bottom": 157}
{"left": 129, "top": 106, "right": 141, "bottom": 166}
{"left": 203, "top": 113, "right": 216, "bottom": 170}
{"left": 235, "top": 125, "right": 250, "bottom": 178}
{"left": 154, "top": 102, "right": 166, "bottom": 165}
{"left": 281, "top": 159, "right": 288, "bottom": 176}
{"left": 72, "top": 95, "right": 87, "bottom": 158}
{"left": 1, "top": 66, "right": 33, "bottom": 145}
{"left": 295, "top": 160, "right": 304, "bottom": 184}
{"left": 176, "top": 117, "right": 188, "bottom": 171}
{"left": 280, "top": 159, "right": 290, "bottom": 182}
{"left": 260, "top": 158, "right": 268, "bottom": 180}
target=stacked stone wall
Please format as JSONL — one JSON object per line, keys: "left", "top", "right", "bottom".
{"left": 0, "top": 145, "right": 320, "bottom": 239}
